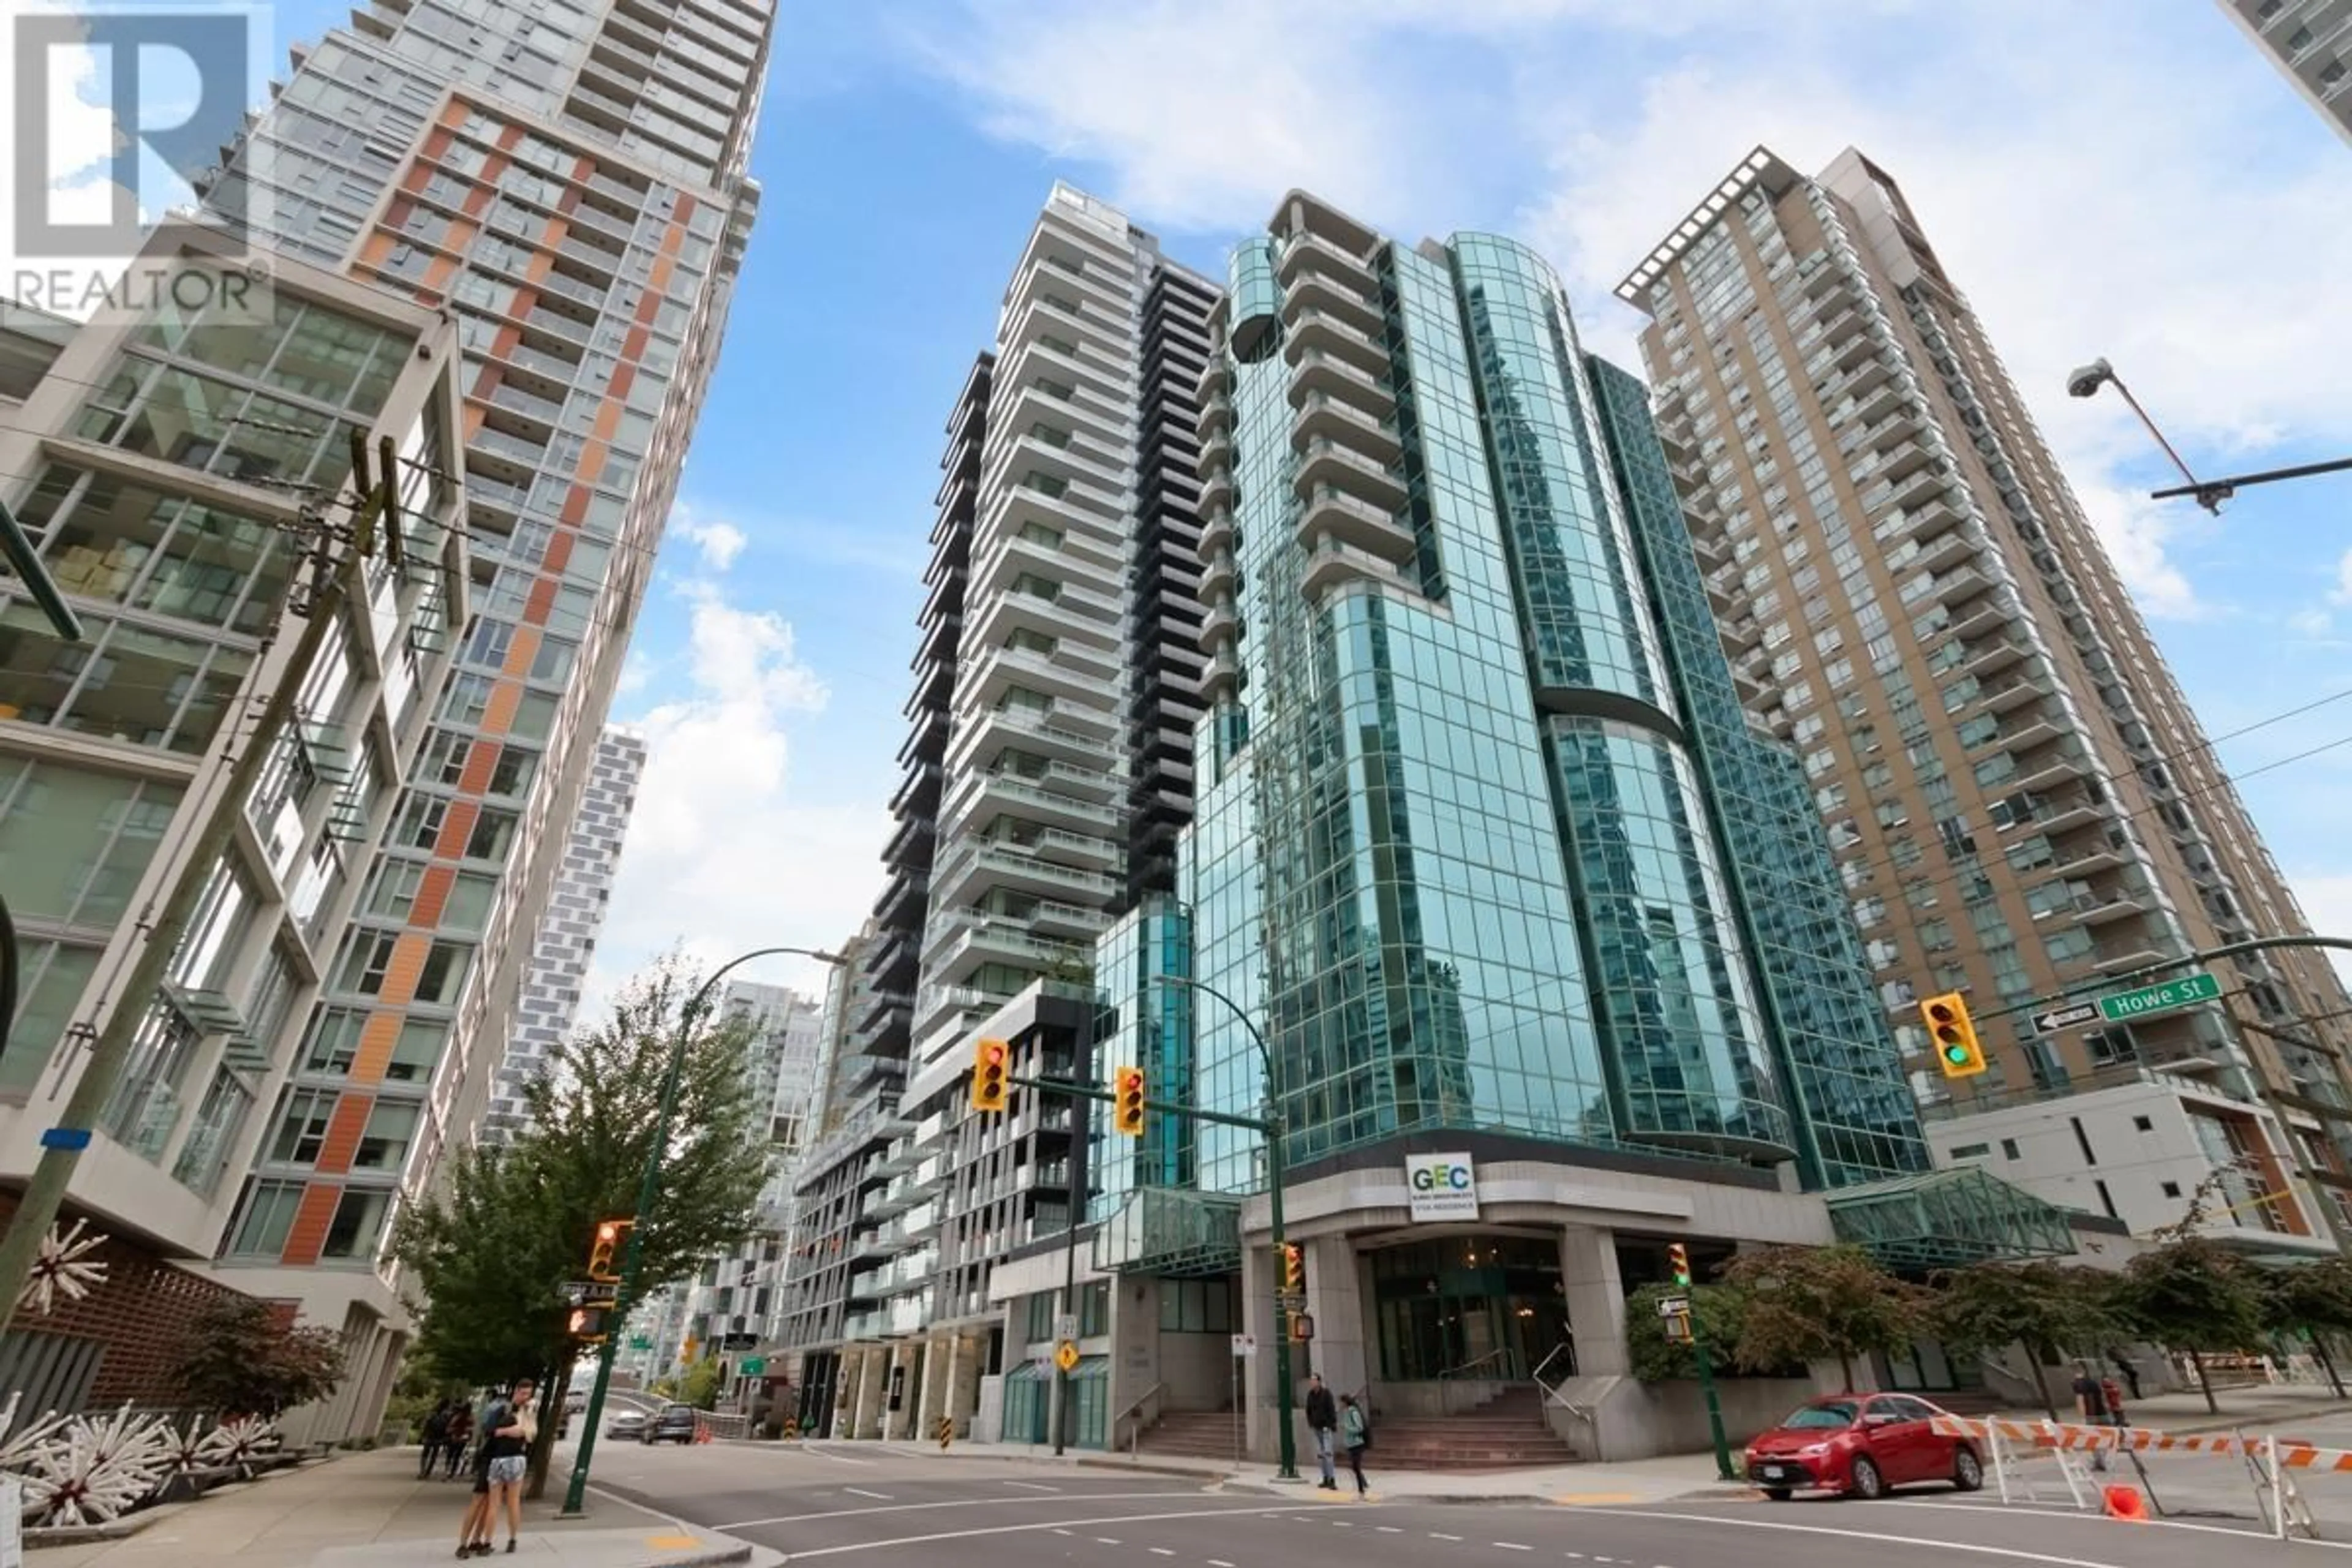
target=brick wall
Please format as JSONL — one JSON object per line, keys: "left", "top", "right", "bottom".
{"left": 0, "top": 1194, "right": 260, "bottom": 1409}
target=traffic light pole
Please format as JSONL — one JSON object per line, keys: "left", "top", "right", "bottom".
{"left": 1006, "top": 1073, "right": 1298, "bottom": 1481}
{"left": 1688, "top": 1311, "right": 1736, "bottom": 1482}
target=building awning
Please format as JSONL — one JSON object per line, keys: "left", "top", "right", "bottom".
{"left": 1092, "top": 1188, "right": 1241, "bottom": 1278}
{"left": 1824, "top": 1166, "right": 2078, "bottom": 1272}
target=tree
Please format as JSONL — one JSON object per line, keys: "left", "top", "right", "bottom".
{"left": 2255, "top": 1259, "right": 2352, "bottom": 1399}
{"left": 1721, "top": 1245, "right": 1924, "bottom": 1390}
{"left": 1928, "top": 1262, "right": 2120, "bottom": 1419}
{"left": 677, "top": 1355, "right": 724, "bottom": 1411}
{"left": 392, "top": 959, "right": 767, "bottom": 1494}
{"left": 2111, "top": 1236, "right": 2268, "bottom": 1414}
{"left": 173, "top": 1298, "right": 346, "bottom": 1420}
{"left": 1624, "top": 1281, "right": 1751, "bottom": 1383}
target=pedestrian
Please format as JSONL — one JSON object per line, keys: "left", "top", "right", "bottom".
{"left": 2101, "top": 1374, "right": 2129, "bottom": 1433}
{"left": 2071, "top": 1360, "right": 2113, "bottom": 1474}
{"left": 419, "top": 1400, "right": 451, "bottom": 1480}
{"left": 1303, "top": 1373, "right": 1339, "bottom": 1491}
{"left": 483, "top": 1377, "right": 538, "bottom": 1554}
{"left": 1339, "top": 1392, "right": 1370, "bottom": 1498}
{"left": 443, "top": 1403, "right": 473, "bottom": 1479}
{"left": 2106, "top": 1348, "right": 2143, "bottom": 1402}
{"left": 454, "top": 1391, "right": 499, "bottom": 1558}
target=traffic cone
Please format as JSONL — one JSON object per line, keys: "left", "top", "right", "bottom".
{"left": 695, "top": 1423, "right": 713, "bottom": 1445}
{"left": 2101, "top": 1484, "right": 2147, "bottom": 1521}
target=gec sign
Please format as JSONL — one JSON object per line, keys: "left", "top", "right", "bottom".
{"left": 1404, "top": 1153, "right": 1478, "bottom": 1221}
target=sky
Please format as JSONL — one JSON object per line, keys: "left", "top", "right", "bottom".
{"left": 303, "top": 0, "right": 2352, "bottom": 1008}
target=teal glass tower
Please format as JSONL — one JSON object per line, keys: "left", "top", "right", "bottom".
{"left": 1184, "top": 194, "right": 1931, "bottom": 1196}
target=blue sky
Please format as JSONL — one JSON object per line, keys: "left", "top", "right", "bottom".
{"left": 294, "top": 2, "right": 2352, "bottom": 1003}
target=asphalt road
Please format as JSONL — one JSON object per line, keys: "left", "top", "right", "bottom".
{"left": 571, "top": 1439, "right": 2352, "bottom": 1567}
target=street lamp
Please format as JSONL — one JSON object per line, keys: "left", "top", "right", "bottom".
{"left": 1152, "top": 973, "right": 1301, "bottom": 1483}
{"left": 562, "top": 944, "right": 845, "bottom": 1516}
{"left": 2068, "top": 356, "right": 2352, "bottom": 513}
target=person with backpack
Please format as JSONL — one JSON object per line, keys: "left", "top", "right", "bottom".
{"left": 1339, "top": 1391, "right": 1371, "bottom": 1498}
{"left": 442, "top": 1404, "right": 473, "bottom": 1479}
{"left": 419, "top": 1401, "right": 452, "bottom": 1480}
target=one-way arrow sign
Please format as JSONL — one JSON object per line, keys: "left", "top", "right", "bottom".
{"left": 2031, "top": 1003, "right": 2100, "bottom": 1035}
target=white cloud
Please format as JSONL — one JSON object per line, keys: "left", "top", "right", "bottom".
{"left": 679, "top": 514, "right": 748, "bottom": 572}
{"left": 2280, "top": 873, "right": 2352, "bottom": 990}
{"left": 2332, "top": 548, "right": 2352, "bottom": 608}
{"left": 581, "top": 517, "right": 887, "bottom": 1013}
{"left": 912, "top": 0, "right": 2352, "bottom": 624}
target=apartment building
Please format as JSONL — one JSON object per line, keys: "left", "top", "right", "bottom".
{"left": 1621, "top": 146, "right": 2352, "bottom": 1254}
{"left": 481, "top": 728, "right": 646, "bottom": 1143}
{"left": 780, "top": 185, "right": 1218, "bottom": 1438}
{"left": 2218, "top": 0, "right": 2352, "bottom": 145}
{"left": 0, "top": 224, "right": 470, "bottom": 1436}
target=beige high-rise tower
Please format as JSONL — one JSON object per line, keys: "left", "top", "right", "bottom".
{"left": 1621, "top": 146, "right": 2352, "bottom": 1254}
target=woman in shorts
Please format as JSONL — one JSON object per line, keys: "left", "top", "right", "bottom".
{"left": 483, "top": 1378, "right": 538, "bottom": 1553}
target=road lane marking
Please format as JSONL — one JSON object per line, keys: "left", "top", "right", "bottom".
{"left": 1003, "top": 1480, "right": 1060, "bottom": 1492}
{"left": 1209, "top": 1561, "right": 1235, "bottom": 1566}
{"left": 1864, "top": 1497, "right": 2352, "bottom": 1550}
{"left": 1096, "top": 1537, "right": 1121, "bottom": 1545}
{"left": 1377, "top": 1525, "right": 1401, "bottom": 1533}
{"left": 796, "top": 1443, "right": 875, "bottom": 1465}
{"left": 1149, "top": 1550, "right": 1175, "bottom": 1558}
{"left": 842, "top": 1487, "right": 892, "bottom": 1500}
{"left": 1564, "top": 1507, "right": 2157, "bottom": 1568}
{"left": 1052, "top": 1529, "right": 1072, "bottom": 1536}
{"left": 1433, "top": 1531, "right": 1463, "bottom": 1540}
{"left": 743, "top": 1507, "right": 1309, "bottom": 1561}
{"left": 1495, "top": 1545, "right": 1531, "bottom": 1553}
{"left": 715, "top": 1490, "right": 1231, "bottom": 1530}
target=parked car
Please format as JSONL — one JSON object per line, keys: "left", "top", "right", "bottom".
{"left": 640, "top": 1403, "right": 700, "bottom": 1445}
{"left": 605, "top": 1410, "right": 649, "bottom": 1441}
{"left": 1743, "top": 1393, "right": 1982, "bottom": 1501}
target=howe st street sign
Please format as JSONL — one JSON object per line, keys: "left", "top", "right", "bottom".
{"left": 2097, "top": 971, "right": 2221, "bottom": 1024}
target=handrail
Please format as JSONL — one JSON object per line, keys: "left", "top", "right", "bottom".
{"left": 1436, "top": 1349, "right": 1512, "bottom": 1381}
{"left": 1117, "top": 1381, "right": 1168, "bottom": 1460}
{"left": 1532, "top": 1344, "right": 1576, "bottom": 1390}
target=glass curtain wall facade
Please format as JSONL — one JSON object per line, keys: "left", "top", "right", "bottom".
{"left": 1184, "top": 192, "right": 1929, "bottom": 1193}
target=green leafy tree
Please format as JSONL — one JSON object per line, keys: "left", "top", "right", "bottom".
{"left": 677, "top": 1355, "right": 725, "bottom": 1412}
{"left": 2112, "top": 1235, "right": 2267, "bottom": 1414}
{"left": 1624, "top": 1281, "right": 1751, "bottom": 1383}
{"left": 1722, "top": 1245, "right": 1924, "bottom": 1390}
{"left": 2255, "top": 1259, "right": 2352, "bottom": 1399}
{"left": 392, "top": 959, "right": 767, "bottom": 1494}
{"left": 172, "top": 1298, "right": 347, "bottom": 1419}
{"left": 1928, "top": 1262, "right": 2120, "bottom": 1419}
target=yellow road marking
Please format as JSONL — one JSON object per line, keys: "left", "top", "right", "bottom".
{"left": 646, "top": 1534, "right": 706, "bottom": 1549}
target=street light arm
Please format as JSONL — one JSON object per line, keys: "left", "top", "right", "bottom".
{"left": 2150, "top": 453, "right": 2352, "bottom": 511}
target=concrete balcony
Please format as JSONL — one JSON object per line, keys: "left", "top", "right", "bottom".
{"left": 1291, "top": 391, "right": 1402, "bottom": 465}
{"left": 1200, "top": 549, "right": 1237, "bottom": 604}
{"left": 1883, "top": 462, "right": 1949, "bottom": 514}
{"left": 1294, "top": 438, "right": 1407, "bottom": 511}
{"left": 924, "top": 912, "right": 1094, "bottom": 986}
{"left": 1276, "top": 228, "right": 1378, "bottom": 293}
{"left": 1302, "top": 536, "right": 1410, "bottom": 599}
{"left": 953, "top": 704, "right": 1120, "bottom": 776}
{"left": 1961, "top": 635, "right": 2031, "bottom": 682}
{"left": 1950, "top": 595, "right": 2011, "bottom": 641}
{"left": 1286, "top": 348, "right": 1395, "bottom": 418}
{"left": 1300, "top": 486, "right": 1415, "bottom": 560}
{"left": 2031, "top": 794, "right": 2117, "bottom": 839}
{"left": 1999, "top": 712, "right": 2068, "bottom": 753}
{"left": 1285, "top": 306, "right": 1389, "bottom": 378}
{"left": 1931, "top": 564, "right": 1994, "bottom": 608}
{"left": 1200, "top": 508, "right": 1235, "bottom": 559}
{"left": 1914, "top": 524, "right": 1981, "bottom": 575}
{"left": 2073, "top": 887, "right": 2152, "bottom": 926}
{"left": 1200, "top": 598, "right": 1240, "bottom": 654}
{"left": 1200, "top": 469, "right": 1235, "bottom": 517}
{"left": 1719, "top": 614, "right": 1764, "bottom": 655}
{"left": 1030, "top": 898, "right": 1114, "bottom": 940}
{"left": 966, "top": 643, "right": 1109, "bottom": 708}
{"left": 1197, "top": 356, "right": 1231, "bottom": 406}
{"left": 1202, "top": 645, "right": 1241, "bottom": 706}
{"left": 2013, "top": 747, "right": 2097, "bottom": 795}
{"left": 1282, "top": 265, "right": 1384, "bottom": 338}
{"left": 2043, "top": 840, "right": 2130, "bottom": 880}
{"left": 1196, "top": 425, "right": 1233, "bottom": 480}
{"left": 965, "top": 771, "right": 1121, "bottom": 836}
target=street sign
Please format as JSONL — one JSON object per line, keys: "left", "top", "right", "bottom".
{"left": 2031, "top": 1002, "right": 2101, "bottom": 1035}
{"left": 561, "top": 1280, "right": 617, "bottom": 1308}
{"left": 2097, "top": 971, "right": 2221, "bottom": 1024}
{"left": 629, "top": 1335, "right": 652, "bottom": 1351}
{"left": 1657, "top": 1295, "right": 1690, "bottom": 1317}
{"left": 1663, "top": 1314, "right": 1694, "bottom": 1344}
{"left": 1054, "top": 1340, "right": 1080, "bottom": 1373}
{"left": 741, "top": 1357, "right": 767, "bottom": 1378}
{"left": 1054, "top": 1313, "right": 1077, "bottom": 1342}
{"left": 1291, "top": 1314, "right": 1314, "bottom": 1342}
{"left": 1230, "top": 1333, "right": 1254, "bottom": 1358}
{"left": 1274, "top": 1292, "right": 1307, "bottom": 1313}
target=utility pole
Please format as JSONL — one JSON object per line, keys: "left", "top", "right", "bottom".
{"left": 0, "top": 437, "right": 390, "bottom": 1330}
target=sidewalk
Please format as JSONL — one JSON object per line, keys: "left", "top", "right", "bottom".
{"left": 27, "top": 1446, "right": 773, "bottom": 1568}
{"left": 1985, "top": 1381, "right": 2352, "bottom": 1438}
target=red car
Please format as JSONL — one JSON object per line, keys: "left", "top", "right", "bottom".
{"left": 1743, "top": 1393, "right": 1983, "bottom": 1501}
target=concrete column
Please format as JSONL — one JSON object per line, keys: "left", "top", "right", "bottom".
{"left": 1560, "top": 1225, "right": 1627, "bottom": 1376}
{"left": 888, "top": 1343, "right": 919, "bottom": 1439}
{"left": 949, "top": 1333, "right": 984, "bottom": 1435}
{"left": 1301, "top": 1235, "right": 1367, "bottom": 1401}
{"left": 1240, "top": 1240, "right": 1276, "bottom": 1459}
{"left": 852, "top": 1348, "right": 887, "bottom": 1438}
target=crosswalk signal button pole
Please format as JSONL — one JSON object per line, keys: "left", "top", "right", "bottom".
{"left": 972, "top": 1038, "right": 1010, "bottom": 1113}
{"left": 1921, "top": 992, "right": 1987, "bottom": 1079}
{"left": 1112, "top": 1065, "right": 1145, "bottom": 1136}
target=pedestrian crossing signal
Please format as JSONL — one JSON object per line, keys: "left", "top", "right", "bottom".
{"left": 567, "top": 1306, "right": 608, "bottom": 1344}
{"left": 1112, "top": 1065, "right": 1145, "bottom": 1137}
{"left": 972, "top": 1038, "right": 1010, "bottom": 1114}
{"left": 1921, "top": 992, "right": 1986, "bottom": 1079}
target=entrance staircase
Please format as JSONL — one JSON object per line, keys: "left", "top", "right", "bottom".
{"left": 1362, "top": 1387, "right": 1578, "bottom": 1472}
{"left": 1136, "top": 1407, "right": 1246, "bottom": 1462}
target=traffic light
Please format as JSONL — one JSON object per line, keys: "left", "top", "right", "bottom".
{"left": 567, "top": 1306, "right": 608, "bottom": 1343}
{"left": 1921, "top": 991, "right": 1987, "bottom": 1079}
{"left": 1112, "top": 1065, "right": 1146, "bottom": 1137}
{"left": 1281, "top": 1242, "right": 1305, "bottom": 1295}
{"left": 971, "top": 1037, "right": 1010, "bottom": 1113}
{"left": 587, "top": 1218, "right": 632, "bottom": 1283}
{"left": 1667, "top": 1243, "right": 1691, "bottom": 1289}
